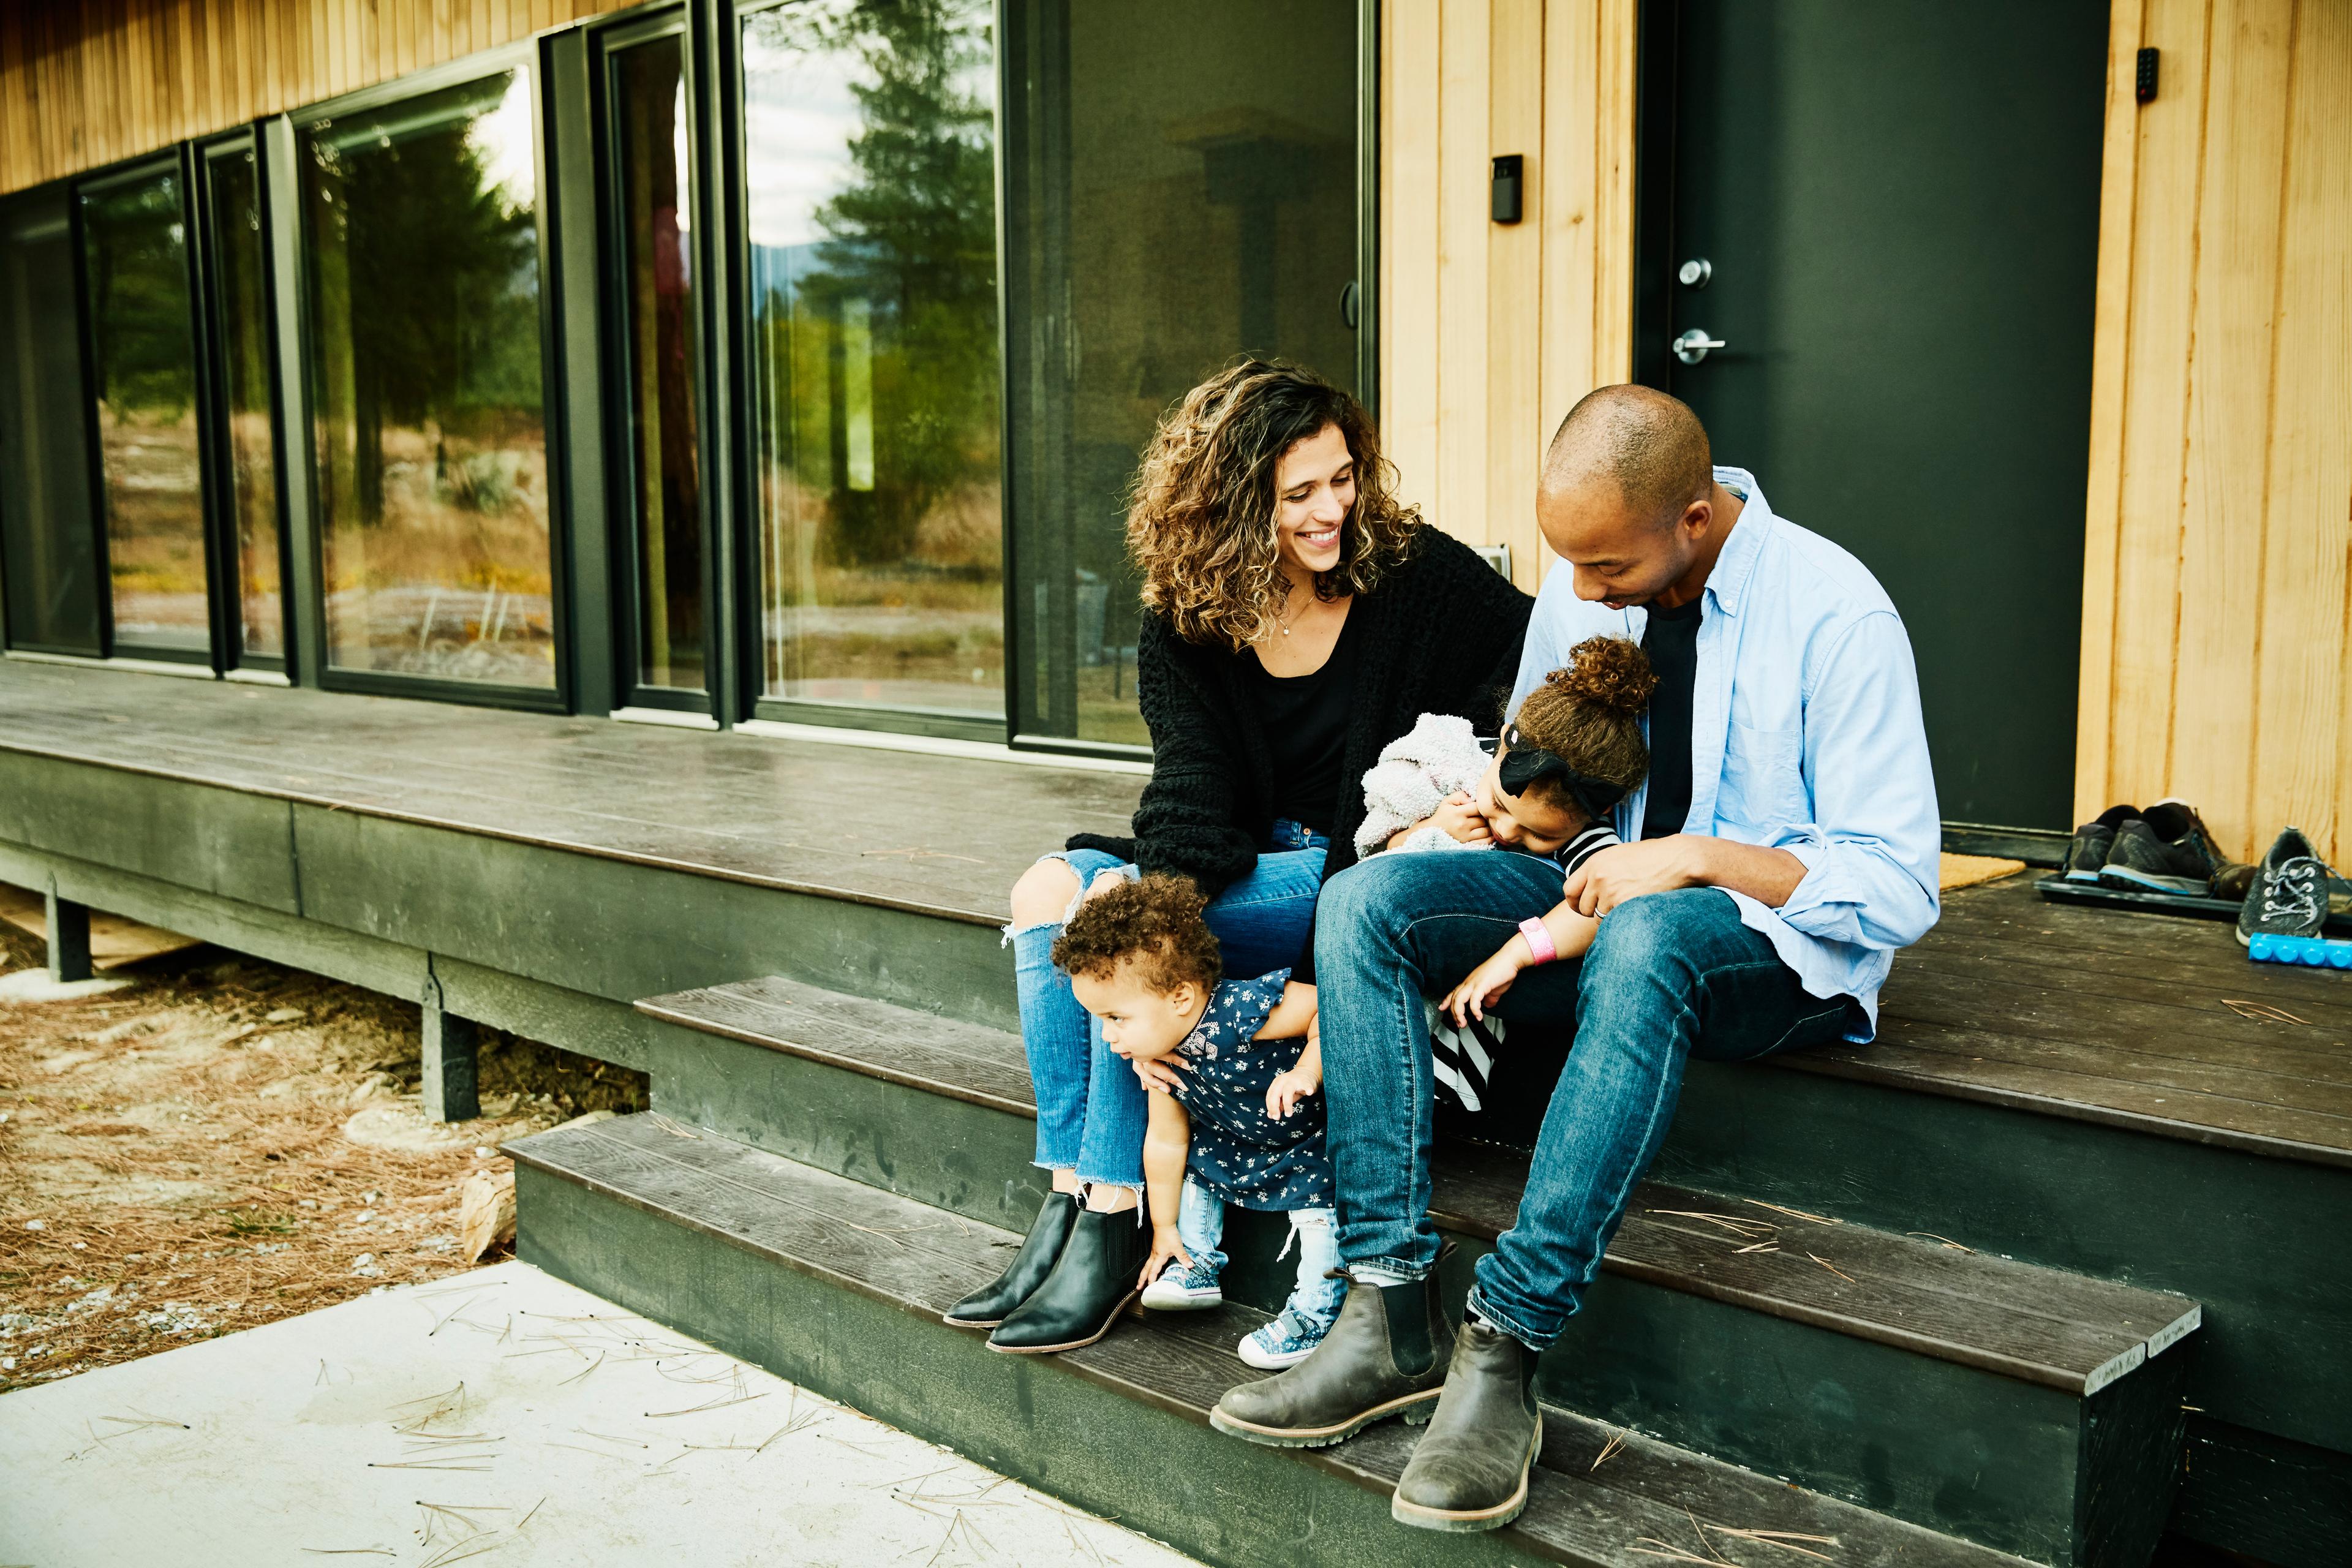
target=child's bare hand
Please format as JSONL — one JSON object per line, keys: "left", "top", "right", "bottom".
{"left": 1265, "top": 1066, "right": 1319, "bottom": 1120}
{"left": 1429, "top": 791, "right": 1493, "bottom": 846}
{"left": 1131, "top": 1054, "right": 1188, "bottom": 1093}
{"left": 1139, "top": 1225, "right": 1194, "bottom": 1290}
{"left": 1443, "top": 948, "right": 1526, "bottom": 1025}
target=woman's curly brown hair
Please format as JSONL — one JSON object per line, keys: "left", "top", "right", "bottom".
{"left": 1510, "top": 636, "right": 1657, "bottom": 809}
{"left": 1052, "top": 875, "right": 1224, "bottom": 993}
{"left": 1126, "top": 358, "right": 1420, "bottom": 651}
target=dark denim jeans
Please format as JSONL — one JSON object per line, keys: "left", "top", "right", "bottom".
{"left": 1313, "top": 851, "right": 1852, "bottom": 1349}
{"left": 1009, "top": 822, "right": 1327, "bottom": 1189}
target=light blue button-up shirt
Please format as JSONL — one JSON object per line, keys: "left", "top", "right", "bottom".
{"left": 1510, "top": 467, "right": 1941, "bottom": 1039}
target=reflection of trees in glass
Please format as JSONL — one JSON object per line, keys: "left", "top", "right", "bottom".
{"left": 307, "top": 75, "right": 540, "bottom": 528}
{"left": 83, "top": 175, "right": 196, "bottom": 420}
{"left": 764, "top": 0, "right": 998, "bottom": 568}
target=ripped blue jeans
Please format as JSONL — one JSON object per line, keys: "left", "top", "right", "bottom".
{"left": 1008, "top": 821, "right": 1327, "bottom": 1191}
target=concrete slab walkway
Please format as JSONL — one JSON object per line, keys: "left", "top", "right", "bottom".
{"left": 0, "top": 1261, "right": 1202, "bottom": 1567}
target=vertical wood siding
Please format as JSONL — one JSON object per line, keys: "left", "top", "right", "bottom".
{"left": 2075, "top": 0, "right": 2352, "bottom": 861}
{"left": 0, "top": 0, "right": 642, "bottom": 192}
{"left": 1379, "top": 0, "right": 1638, "bottom": 593}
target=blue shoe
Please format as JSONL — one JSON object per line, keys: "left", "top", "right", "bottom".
{"left": 1140, "top": 1257, "right": 1223, "bottom": 1311}
{"left": 1239, "top": 1308, "right": 1333, "bottom": 1370}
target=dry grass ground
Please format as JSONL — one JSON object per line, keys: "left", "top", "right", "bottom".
{"left": 0, "top": 921, "right": 646, "bottom": 1392}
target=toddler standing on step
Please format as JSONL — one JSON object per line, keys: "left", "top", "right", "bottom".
{"left": 1053, "top": 875, "right": 1340, "bottom": 1369}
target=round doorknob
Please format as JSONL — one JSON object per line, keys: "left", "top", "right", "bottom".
{"left": 1678, "top": 257, "right": 1712, "bottom": 288}
{"left": 1672, "top": 328, "right": 1727, "bottom": 365}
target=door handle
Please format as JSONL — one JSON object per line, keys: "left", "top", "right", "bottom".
{"left": 1673, "top": 329, "right": 1727, "bottom": 365}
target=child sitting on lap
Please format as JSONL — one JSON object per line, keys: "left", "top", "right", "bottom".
{"left": 1357, "top": 636, "right": 1656, "bottom": 1110}
{"left": 1053, "top": 875, "right": 1340, "bottom": 1370}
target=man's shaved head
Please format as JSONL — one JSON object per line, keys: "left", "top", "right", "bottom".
{"left": 1542, "top": 385, "right": 1713, "bottom": 528}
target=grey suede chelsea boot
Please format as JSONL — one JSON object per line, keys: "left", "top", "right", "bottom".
{"left": 1210, "top": 1270, "right": 1453, "bottom": 1448}
{"left": 1390, "top": 1317, "right": 1543, "bottom": 1532}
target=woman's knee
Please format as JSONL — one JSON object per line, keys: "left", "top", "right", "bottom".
{"left": 1010, "top": 857, "right": 1084, "bottom": 927}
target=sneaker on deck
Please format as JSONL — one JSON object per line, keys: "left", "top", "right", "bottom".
{"left": 2237, "top": 827, "right": 2331, "bottom": 946}
{"left": 2097, "top": 800, "right": 2225, "bottom": 895}
{"left": 1139, "top": 1258, "right": 1223, "bottom": 1311}
{"left": 2063, "top": 804, "right": 2138, "bottom": 883}
{"left": 1238, "top": 1308, "right": 1333, "bottom": 1370}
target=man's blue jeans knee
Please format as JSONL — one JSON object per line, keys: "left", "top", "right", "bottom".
{"left": 1314, "top": 858, "right": 1852, "bottom": 1349}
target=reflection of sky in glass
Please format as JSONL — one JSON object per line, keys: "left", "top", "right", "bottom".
{"left": 742, "top": 17, "right": 862, "bottom": 251}
{"left": 469, "top": 71, "right": 537, "bottom": 208}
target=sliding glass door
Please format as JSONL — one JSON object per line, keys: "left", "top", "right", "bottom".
{"left": 81, "top": 160, "right": 213, "bottom": 661}
{"left": 201, "top": 140, "right": 286, "bottom": 667}
{"left": 1002, "top": 0, "right": 1363, "bottom": 747}
{"left": 604, "top": 21, "right": 708, "bottom": 707}
{"left": 0, "top": 190, "right": 103, "bottom": 656}
{"left": 738, "top": 0, "right": 1003, "bottom": 733}
{"left": 298, "top": 67, "right": 559, "bottom": 695}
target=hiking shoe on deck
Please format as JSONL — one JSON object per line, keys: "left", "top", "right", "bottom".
{"left": 2097, "top": 801, "right": 2225, "bottom": 895}
{"left": 2237, "top": 827, "right": 2331, "bottom": 946}
{"left": 2064, "top": 805, "right": 2138, "bottom": 883}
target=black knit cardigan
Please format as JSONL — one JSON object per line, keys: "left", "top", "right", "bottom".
{"left": 1066, "top": 528, "right": 1534, "bottom": 975}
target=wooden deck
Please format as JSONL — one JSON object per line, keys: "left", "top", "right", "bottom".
{"left": 3, "top": 657, "right": 2346, "bottom": 1167}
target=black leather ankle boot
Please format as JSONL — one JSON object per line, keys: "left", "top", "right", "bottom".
{"left": 986, "top": 1206, "right": 1148, "bottom": 1354}
{"left": 942, "top": 1192, "right": 1078, "bottom": 1329}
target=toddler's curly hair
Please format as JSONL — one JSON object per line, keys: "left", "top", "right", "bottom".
{"left": 1051, "top": 874, "right": 1224, "bottom": 993}
{"left": 1509, "top": 636, "right": 1657, "bottom": 810}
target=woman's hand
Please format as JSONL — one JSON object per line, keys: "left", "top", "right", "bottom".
{"left": 1132, "top": 1054, "right": 1188, "bottom": 1093}
{"left": 1138, "top": 1223, "right": 1194, "bottom": 1290}
{"left": 1428, "top": 791, "right": 1493, "bottom": 846}
{"left": 1265, "top": 1065, "right": 1320, "bottom": 1120}
{"left": 1442, "top": 943, "right": 1528, "bottom": 1025}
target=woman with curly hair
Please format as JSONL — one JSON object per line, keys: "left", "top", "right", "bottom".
{"left": 946, "top": 358, "right": 1531, "bottom": 1354}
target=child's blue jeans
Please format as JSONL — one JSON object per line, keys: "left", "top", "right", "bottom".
{"left": 1005, "top": 821, "right": 1326, "bottom": 1191}
{"left": 1178, "top": 1175, "right": 1346, "bottom": 1329}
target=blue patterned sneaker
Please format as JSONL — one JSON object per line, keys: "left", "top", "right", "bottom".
{"left": 1239, "top": 1308, "right": 1333, "bottom": 1370}
{"left": 1140, "top": 1257, "right": 1223, "bottom": 1311}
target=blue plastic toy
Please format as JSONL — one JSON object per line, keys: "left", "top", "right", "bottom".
{"left": 2246, "top": 932, "right": 2352, "bottom": 968}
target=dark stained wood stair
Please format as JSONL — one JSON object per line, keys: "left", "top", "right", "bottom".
{"left": 631, "top": 972, "right": 2201, "bottom": 1566}
{"left": 510, "top": 1110, "right": 2040, "bottom": 1568}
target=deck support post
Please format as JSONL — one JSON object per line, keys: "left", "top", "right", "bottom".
{"left": 44, "top": 886, "right": 92, "bottom": 984}
{"left": 421, "top": 965, "right": 481, "bottom": 1124}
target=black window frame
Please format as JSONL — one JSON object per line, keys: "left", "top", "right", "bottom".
{"left": 284, "top": 45, "right": 576, "bottom": 715}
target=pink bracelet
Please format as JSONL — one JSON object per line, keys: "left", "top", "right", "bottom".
{"left": 1517, "top": 917, "right": 1558, "bottom": 967}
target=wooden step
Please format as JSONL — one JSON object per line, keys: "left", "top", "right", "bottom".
{"left": 638, "top": 974, "right": 2199, "bottom": 1396}
{"left": 635, "top": 974, "right": 2198, "bottom": 1566}
{"left": 509, "top": 1111, "right": 2036, "bottom": 1568}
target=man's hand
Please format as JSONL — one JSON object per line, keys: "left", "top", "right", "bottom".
{"left": 1441, "top": 942, "right": 1528, "bottom": 1025}
{"left": 1562, "top": 837, "right": 1703, "bottom": 917}
{"left": 1132, "top": 1054, "right": 1188, "bottom": 1093}
{"left": 1428, "top": 791, "right": 1492, "bottom": 846}
{"left": 1563, "top": 834, "right": 1809, "bottom": 916}
{"left": 1138, "top": 1223, "right": 1194, "bottom": 1291}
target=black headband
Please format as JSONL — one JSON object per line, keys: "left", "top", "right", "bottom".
{"left": 1497, "top": 724, "right": 1629, "bottom": 823}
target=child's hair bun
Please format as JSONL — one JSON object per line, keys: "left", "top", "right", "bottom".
{"left": 1550, "top": 635, "right": 1657, "bottom": 717}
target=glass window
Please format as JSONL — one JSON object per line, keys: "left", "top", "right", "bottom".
{"left": 1003, "top": 0, "right": 1360, "bottom": 745}
{"left": 0, "top": 191, "right": 102, "bottom": 655}
{"left": 206, "top": 146, "right": 284, "bottom": 662}
{"left": 300, "top": 70, "right": 556, "bottom": 688}
{"left": 611, "top": 31, "right": 705, "bottom": 697}
{"left": 741, "top": 0, "right": 1003, "bottom": 724}
{"left": 82, "top": 166, "right": 211, "bottom": 658}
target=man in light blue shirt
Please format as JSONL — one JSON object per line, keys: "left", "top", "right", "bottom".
{"left": 1212, "top": 385, "right": 1942, "bottom": 1533}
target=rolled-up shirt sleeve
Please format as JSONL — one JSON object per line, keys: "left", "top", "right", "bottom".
{"left": 1769, "top": 611, "right": 1942, "bottom": 951}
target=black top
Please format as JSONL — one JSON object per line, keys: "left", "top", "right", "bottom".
{"left": 1640, "top": 595, "right": 1704, "bottom": 842}
{"left": 1065, "top": 528, "right": 1533, "bottom": 979}
{"left": 1246, "top": 605, "right": 1365, "bottom": 836}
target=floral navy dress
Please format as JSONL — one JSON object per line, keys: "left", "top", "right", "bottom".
{"left": 1167, "top": 968, "right": 1336, "bottom": 1212}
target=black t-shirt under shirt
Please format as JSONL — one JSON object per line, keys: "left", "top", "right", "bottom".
{"left": 1248, "top": 606, "right": 1365, "bottom": 837}
{"left": 1640, "top": 596, "right": 1704, "bottom": 842}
